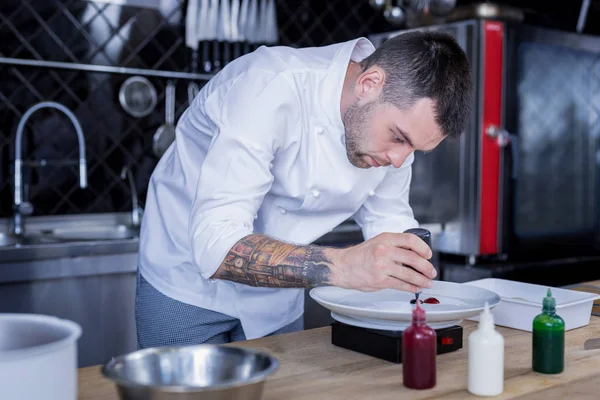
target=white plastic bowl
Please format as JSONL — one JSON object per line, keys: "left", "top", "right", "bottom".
{"left": 464, "top": 278, "right": 600, "bottom": 331}
{"left": 0, "top": 313, "right": 82, "bottom": 400}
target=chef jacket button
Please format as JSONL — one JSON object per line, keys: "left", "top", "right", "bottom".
{"left": 268, "top": 162, "right": 273, "bottom": 169}
{"left": 254, "top": 214, "right": 258, "bottom": 219}
{"left": 368, "top": 190, "right": 375, "bottom": 196}
{"left": 278, "top": 207, "right": 287, "bottom": 214}
{"left": 315, "top": 127, "right": 325, "bottom": 135}
{"left": 311, "top": 189, "right": 320, "bottom": 198}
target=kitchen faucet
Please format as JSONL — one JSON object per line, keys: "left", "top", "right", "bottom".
{"left": 13, "top": 101, "right": 88, "bottom": 235}
{"left": 121, "top": 165, "right": 142, "bottom": 227}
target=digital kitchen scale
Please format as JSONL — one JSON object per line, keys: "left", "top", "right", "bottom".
{"left": 331, "top": 321, "right": 463, "bottom": 364}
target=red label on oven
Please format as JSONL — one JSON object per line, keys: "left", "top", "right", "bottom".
{"left": 479, "top": 21, "right": 504, "bottom": 255}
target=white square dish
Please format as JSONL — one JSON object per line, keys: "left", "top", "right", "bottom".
{"left": 464, "top": 278, "right": 600, "bottom": 331}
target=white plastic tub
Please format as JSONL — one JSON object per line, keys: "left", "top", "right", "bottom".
{"left": 0, "top": 314, "right": 82, "bottom": 400}
{"left": 464, "top": 278, "right": 600, "bottom": 331}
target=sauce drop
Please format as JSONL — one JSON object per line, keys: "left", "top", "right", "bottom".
{"left": 423, "top": 297, "right": 440, "bottom": 304}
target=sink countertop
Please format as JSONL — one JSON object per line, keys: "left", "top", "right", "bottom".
{"left": 0, "top": 213, "right": 139, "bottom": 263}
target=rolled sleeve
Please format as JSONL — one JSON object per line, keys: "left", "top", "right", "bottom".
{"left": 188, "top": 71, "right": 300, "bottom": 279}
{"left": 353, "top": 153, "right": 419, "bottom": 240}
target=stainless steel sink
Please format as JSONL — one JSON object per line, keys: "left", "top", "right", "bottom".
{"left": 0, "top": 233, "right": 20, "bottom": 246}
{"left": 40, "top": 225, "right": 140, "bottom": 241}
{"left": 0, "top": 232, "right": 60, "bottom": 247}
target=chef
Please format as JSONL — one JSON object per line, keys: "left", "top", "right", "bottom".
{"left": 136, "top": 30, "right": 472, "bottom": 348}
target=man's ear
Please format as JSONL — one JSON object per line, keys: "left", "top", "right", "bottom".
{"left": 355, "top": 66, "right": 385, "bottom": 103}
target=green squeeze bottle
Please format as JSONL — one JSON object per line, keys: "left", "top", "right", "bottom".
{"left": 532, "top": 289, "right": 565, "bottom": 374}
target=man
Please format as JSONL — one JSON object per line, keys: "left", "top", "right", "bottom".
{"left": 136, "top": 30, "right": 472, "bottom": 348}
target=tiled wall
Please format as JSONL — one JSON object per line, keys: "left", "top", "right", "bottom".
{"left": 0, "top": 0, "right": 392, "bottom": 218}
{"left": 3, "top": 0, "right": 594, "bottom": 220}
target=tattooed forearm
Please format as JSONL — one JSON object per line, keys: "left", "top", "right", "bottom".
{"left": 211, "top": 234, "right": 334, "bottom": 288}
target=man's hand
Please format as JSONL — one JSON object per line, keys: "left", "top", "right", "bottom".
{"left": 327, "top": 232, "right": 436, "bottom": 293}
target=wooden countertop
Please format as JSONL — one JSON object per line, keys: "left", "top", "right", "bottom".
{"left": 78, "top": 281, "right": 600, "bottom": 400}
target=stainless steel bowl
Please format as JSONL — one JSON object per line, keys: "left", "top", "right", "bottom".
{"left": 102, "top": 345, "right": 279, "bottom": 400}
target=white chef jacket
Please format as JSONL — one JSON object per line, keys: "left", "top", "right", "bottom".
{"left": 138, "top": 37, "right": 418, "bottom": 340}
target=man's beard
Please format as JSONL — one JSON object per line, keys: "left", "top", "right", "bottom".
{"left": 342, "top": 99, "right": 376, "bottom": 168}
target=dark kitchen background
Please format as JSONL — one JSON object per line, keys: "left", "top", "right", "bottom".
{"left": 0, "top": 0, "right": 598, "bottom": 219}
{"left": 0, "top": 0, "right": 416, "bottom": 218}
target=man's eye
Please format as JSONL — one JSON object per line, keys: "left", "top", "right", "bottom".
{"left": 394, "top": 136, "right": 405, "bottom": 143}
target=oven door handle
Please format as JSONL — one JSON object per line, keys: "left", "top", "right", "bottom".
{"left": 486, "top": 125, "right": 519, "bottom": 180}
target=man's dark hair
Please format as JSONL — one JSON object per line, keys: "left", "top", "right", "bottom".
{"left": 360, "top": 30, "right": 473, "bottom": 139}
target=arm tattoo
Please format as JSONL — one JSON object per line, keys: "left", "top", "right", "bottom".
{"left": 212, "top": 234, "right": 333, "bottom": 288}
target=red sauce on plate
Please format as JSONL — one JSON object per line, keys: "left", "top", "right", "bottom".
{"left": 410, "top": 297, "right": 440, "bottom": 305}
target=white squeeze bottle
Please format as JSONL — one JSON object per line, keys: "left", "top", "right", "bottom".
{"left": 468, "top": 301, "right": 504, "bottom": 396}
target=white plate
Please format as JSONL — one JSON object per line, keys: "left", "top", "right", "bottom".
{"left": 309, "top": 280, "right": 501, "bottom": 324}
{"left": 331, "top": 312, "right": 461, "bottom": 331}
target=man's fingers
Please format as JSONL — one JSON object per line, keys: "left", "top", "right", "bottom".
{"left": 384, "top": 260, "right": 433, "bottom": 289}
{"left": 387, "top": 247, "right": 436, "bottom": 279}
{"left": 382, "top": 232, "right": 433, "bottom": 260}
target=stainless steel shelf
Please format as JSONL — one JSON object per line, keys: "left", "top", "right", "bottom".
{"left": 0, "top": 57, "right": 214, "bottom": 80}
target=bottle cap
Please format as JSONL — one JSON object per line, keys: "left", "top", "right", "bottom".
{"left": 478, "top": 301, "right": 494, "bottom": 330}
{"left": 542, "top": 288, "right": 556, "bottom": 312}
{"left": 412, "top": 301, "right": 427, "bottom": 323}
{"left": 404, "top": 228, "right": 432, "bottom": 250}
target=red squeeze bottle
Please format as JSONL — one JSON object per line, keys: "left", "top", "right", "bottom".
{"left": 402, "top": 302, "right": 437, "bottom": 389}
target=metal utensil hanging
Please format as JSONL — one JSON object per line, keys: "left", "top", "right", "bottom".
{"left": 244, "top": 0, "right": 258, "bottom": 53}
{"left": 208, "top": 0, "right": 220, "bottom": 71}
{"left": 251, "top": 0, "right": 277, "bottom": 51}
{"left": 238, "top": 0, "right": 250, "bottom": 55}
{"left": 186, "top": 0, "right": 275, "bottom": 71}
{"left": 186, "top": 0, "right": 200, "bottom": 104}
{"left": 265, "top": 0, "right": 278, "bottom": 45}
{"left": 197, "top": 0, "right": 211, "bottom": 73}
{"left": 152, "top": 81, "right": 177, "bottom": 158}
{"left": 256, "top": 0, "right": 268, "bottom": 48}
{"left": 231, "top": 0, "right": 242, "bottom": 59}
{"left": 119, "top": 76, "right": 157, "bottom": 118}
{"left": 217, "top": 0, "right": 232, "bottom": 66}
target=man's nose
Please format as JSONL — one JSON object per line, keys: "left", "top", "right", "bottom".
{"left": 388, "top": 149, "right": 412, "bottom": 168}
